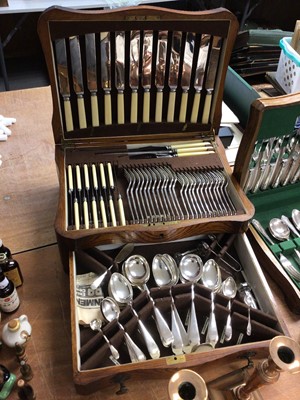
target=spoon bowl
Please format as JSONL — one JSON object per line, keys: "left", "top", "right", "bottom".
{"left": 179, "top": 254, "right": 203, "bottom": 283}
{"left": 269, "top": 218, "right": 290, "bottom": 241}
{"left": 152, "top": 254, "right": 174, "bottom": 287}
{"left": 108, "top": 272, "right": 133, "bottom": 306}
{"left": 292, "top": 209, "right": 300, "bottom": 231}
{"left": 122, "top": 255, "right": 150, "bottom": 287}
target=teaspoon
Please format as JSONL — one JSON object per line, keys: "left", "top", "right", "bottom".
{"left": 222, "top": 277, "right": 237, "bottom": 342}
{"left": 89, "top": 318, "right": 120, "bottom": 365}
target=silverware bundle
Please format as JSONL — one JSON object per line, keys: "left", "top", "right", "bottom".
{"left": 54, "top": 30, "right": 223, "bottom": 130}
{"left": 244, "top": 131, "right": 300, "bottom": 193}
{"left": 124, "top": 165, "right": 236, "bottom": 224}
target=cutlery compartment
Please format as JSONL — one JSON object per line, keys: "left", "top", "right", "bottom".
{"left": 233, "top": 92, "right": 300, "bottom": 312}
{"left": 69, "top": 233, "right": 286, "bottom": 392}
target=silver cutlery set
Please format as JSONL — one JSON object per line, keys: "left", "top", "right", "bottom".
{"left": 88, "top": 240, "right": 258, "bottom": 364}
{"left": 244, "top": 132, "right": 300, "bottom": 193}
{"left": 251, "top": 211, "right": 300, "bottom": 282}
{"left": 66, "top": 162, "right": 236, "bottom": 230}
{"left": 55, "top": 29, "right": 222, "bottom": 129}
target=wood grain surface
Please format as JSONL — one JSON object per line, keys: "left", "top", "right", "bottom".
{"left": 0, "top": 87, "right": 299, "bottom": 399}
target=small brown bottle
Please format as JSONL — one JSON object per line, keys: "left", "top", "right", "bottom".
{"left": 0, "top": 267, "right": 20, "bottom": 313}
{"left": 0, "top": 253, "right": 23, "bottom": 287}
{"left": 0, "top": 239, "right": 11, "bottom": 258}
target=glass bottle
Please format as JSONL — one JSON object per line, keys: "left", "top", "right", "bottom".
{"left": 0, "top": 253, "right": 23, "bottom": 287}
{"left": 0, "top": 267, "right": 20, "bottom": 313}
{"left": 0, "top": 365, "right": 16, "bottom": 400}
{"left": 0, "top": 239, "right": 11, "bottom": 259}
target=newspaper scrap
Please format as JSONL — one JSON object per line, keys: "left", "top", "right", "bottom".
{"left": 76, "top": 272, "right": 104, "bottom": 325}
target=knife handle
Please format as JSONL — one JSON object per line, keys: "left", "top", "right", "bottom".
{"left": 104, "top": 91, "right": 112, "bottom": 125}
{"left": 131, "top": 91, "right": 138, "bottom": 123}
{"left": 202, "top": 91, "right": 212, "bottom": 124}
{"left": 100, "top": 197, "right": 108, "bottom": 228}
{"left": 176, "top": 147, "right": 213, "bottom": 155}
{"left": 118, "top": 196, "right": 126, "bottom": 226}
{"left": 190, "top": 92, "right": 201, "bottom": 123}
{"left": 117, "top": 92, "right": 125, "bottom": 124}
{"left": 155, "top": 91, "right": 163, "bottom": 122}
{"left": 74, "top": 198, "right": 80, "bottom": 230}
{"left": 92, "top": 198, "right": 99, "bottom": 229}
{"left": 109, "top": 197, "right": 117, "bottom": 227}
{"left": 67, "top": 165, "right": 74, "bottom": 191}
{"left": 143, "top": 90, "right": 150, "bottom": 123}
{"left": 77, "top": 96, "right": 87, "bottom": 129}
{"left": 179, "top": 91, "right": 188, "bottom": 123}
{"left": 167, "top": 90, "right": 176, "bottom": 122}
{"left": 91, "top": 93, "right": 99, "bottom": 127}
{"left": 83, "top": 198, "right": 89, "bottom": 229}
{"left": 178, "top": 150, "right": 214, "bottom": 157}
{"left": 63, "top": 98, "right": 74, "bottom": 132}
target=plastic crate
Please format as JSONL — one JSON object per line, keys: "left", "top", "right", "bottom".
{"left": 275, "top": 37, "right": 300, "bottom": 94}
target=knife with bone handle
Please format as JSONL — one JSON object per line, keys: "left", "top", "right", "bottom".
{"left": 142, "top": 31, "right": 153, "bottom": 123}
{"left": 155, "top": 31, "right": 168, "bottom": 122}
{"left": 115, "top": 31, "right": 125, "bottom": 124}
{"left": 190, "top": 34, "right": 210, "bottom": 123}
{"left": 55, "top": 39, "right": 74, "bottom": 132}
{"left": 202, "top": 36, "right": 221, "bottom": 124}
{"left": 167, "top": 31, "right": 182, "bottom": 123}
{"left": 106, "top": 162, "right": 117, "bottom": 227}
{"left": 179, "top": 32, "right": 194, "bottom": 123}
{"left": 129, "top": 31, "right": 140, "bottom": 123}
{"left": 100, "top": 32, "right": 112, "bottom": 125}
{"left": 69, "top": 36, "right": 87, "bottom": 129}
{"left": 85, "top": 33, "right": 99, "bottom": 127}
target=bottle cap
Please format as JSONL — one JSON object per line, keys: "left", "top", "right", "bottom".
{"left": 17, "top": 379, "right": 25, "bottom": 388}
{"left": 8, "top": 319, "right": 20, "bottom": 331}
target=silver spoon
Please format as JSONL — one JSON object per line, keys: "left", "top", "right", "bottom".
{"left": 292, "top": 209, "right": 300, "bottom": 231}
{"left": 90, "top": 243, "right": 134, "bottom": 289}
{"left": 281, "top": 215, "right": 300, "bottom": 237}
{"left": 100, "top": 297, "right": 146, "bottom": 363}
{"left": 202, "top": 259, "right": 221, "bottom": 348}
{"left": 269, "top": 218, "right": 290, "bottom": 241}
{"left": 222, "top": 277, "right": 237, "bottom": 342}
{"left": 89, "top": 318, "right": 120, "bottom": 365}
{"left": 123, "top": 254, "right": 174, "bottom": 348}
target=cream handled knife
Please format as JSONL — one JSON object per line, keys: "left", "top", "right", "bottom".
{"left": 55, "top": 38, "right": 74, "bottom": 132}
{"left": 155, "top": 31, "right": 167, "bottom": 122}
{"left": 115, "top": 31, "right": 125, "bottom": 124}
{"left": 167, "top": 31, "right": 182, "bottom": 123}
{"left": 179, "top": 32, "right": 193, "bottom": 123}
{"left": 129, "top": 31, "right": 140, "bottom": 123}
{"left": 100, "top": 32, "right": 112, "bottom": 125}
{"left": 142, "top": 31, "right": 153, "bottom": 123}
{"left": 85, "top": 33, "right": 99, "bottom": 127}
{"left": 69, "top": 35, "right": 87, "bottom": 129}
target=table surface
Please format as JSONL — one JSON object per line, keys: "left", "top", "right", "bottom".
{"left": 0, "top": 86, "right": 299, "bottom": 399}
{"left": 0, "top": 0, "right": 176, "bottom": 14}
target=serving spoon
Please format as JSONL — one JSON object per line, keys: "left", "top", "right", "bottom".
{"left": 269, "top": 218, "right": 290, "bottom": 241}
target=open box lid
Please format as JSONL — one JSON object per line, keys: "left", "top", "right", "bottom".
{"left": 37, "top": 6, "right": 239, "bottom": 146}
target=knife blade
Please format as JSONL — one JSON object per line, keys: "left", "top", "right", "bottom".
{"left": 167, "top": 31, "right": 182, "bottom": 123}
{"left": 142, "top": 31, "right": 153, "bottom": 123}
{"left": 69, "top": 35, "right": 87, "bottom": 129}
{"left": 190, "top": 34, "right": 210, "bottom": 123}
{"left": 55, "top": 38, "right": 74, "bottom": 132}
{"left": 129, "top": 30, "right": 140, "bottom": 123}
{"left": 100, "top": 32, "right": 112, "bottom": 125}
{"left": 115, "top": 31, "right": 125, "bottom": 124}
{"left": 85, "top": 33, "right": 99, "bottom": 127}
{"left": 202, "top": 36, "right": 221, "bottom": 124}
{"left": 155, "top": 30, "right": 167, "bottom": 122}
{"left": 179, "top": 32, "right": 194, "bottom": 123}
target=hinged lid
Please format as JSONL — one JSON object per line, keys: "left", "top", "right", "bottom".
{"left": 38, "top": 6, "right": 238, "bottom": 146}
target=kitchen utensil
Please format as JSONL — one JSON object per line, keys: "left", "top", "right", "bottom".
{"left": 281, "top": 215, "right": 300, "bottom": 237}
{"left": 179, "top": 254, "right": 203, "bottom": 283}
{"left": 115, "top": 31, "right": 125, "bottom": 124}
{"left": 69, "top": 35, "right": 87, "bottom": 129}
{"left": 202, "top": 36, "right": 221, "bottom": 124}
{"left": 155, "top": 30, "right": 167, "bottom": 122}
{"left": 141, "top": 31, "right": 153, "bottom": 123}
{"left": 85, "top": 33, "right": 99, "bottom": 127}
{"left": 179, "top": 32, "right": 194, "bottom": 123}
{"left": 90, "top": 243, "right": 134, "bottom": 289}
{"left": 269, "top": 218, "right": 290, "bottom": 241}
{"left": 167, "top": 31, "right": 182, "bottom": 122}
{"left": 129, "top": 30, "right": 140, "bottom": 123}
{"left": 55, "top": 38, "right": 74, "bottom": 131}
{"left": 222, "top": 276, "right": 237, "bottom": 342}
{"left": 292, "top": 209, "right": 300, "bottom": 231}
{"left": 100, "top": 32, "right": 112, "bottom": 125}
{"left": 89, "top": 318, "right": 120, "bottom": 365}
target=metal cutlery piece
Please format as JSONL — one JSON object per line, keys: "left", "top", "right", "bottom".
{"left": 115, "top": 31, "right": 125, "bottom": 124}
{"left": 69, "top": 35, "right": 87, "bottom": 129}
{"left": 55, "top": 38, "right": 74, "bottom": 131}
{"left": 85, "top": 33, "right": 99, "bottom": 127}
{"left": 281, "top": 215, "right": 300, "bottom": 238}
{"left": 129, "top": 30, "right": 140, "bottom": 123}
{"left": 155, "top": 31, "right": 168, "bottom": 122}
{"left": 202, "top": 36, "right": 221, "bottom": 124}
{"left": 167, "top": 31, "right": 182, "bottom": 122}
{"left": 190, "top": 34, "right": 210, "bottom": 123}
{"left": 100, "top": 32, "right": 112, "bottom": 125}
{"left": 179, "top": 32, "right": 193, "bottom": 123}
{"left": 142, "top": 31, "right": 153, "bottom": 123}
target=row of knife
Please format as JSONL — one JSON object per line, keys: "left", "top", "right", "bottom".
{"left": 243, "top": 131, "right": 300, "bottom": 193}
{"left": 55, "top": 30, "right": 222, "bottom": 131}
{"left": 66, "top": 162, "right": 235, "bottom": 230}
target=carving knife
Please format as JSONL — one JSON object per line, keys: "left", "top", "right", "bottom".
{"left": 69, "top": 35, "right": 87, "bottom": 129}
{"left": 129, "top": 31, "right": 140, "bottom": 123}
{"left": 167, "top": 31, "right": 182, "bottom": 123}
{"left": 202, "top": 36, "right": 221, "bottom": 124}
{"left": 55, "top": 38, "right": 74, "bottom": 132}
{"left": 155, "top": 31, "right": 167, "bottom": 122}
{"left": 115, "top": 31, "right": 125, "bottom": 124}
{"left": 85, "top": 33, "right": 99, "bottom": 127}
{"left": 142, "top": 31, "right": 153, "bottom": 123}
{"left": 100, "top": 32, "right": 112, "bottom": 125}
{"left": 179, "top": 32, "right": 194, "bottom": 123}
{"left": 190, "top": 34, "right": 210, "bottom": 123}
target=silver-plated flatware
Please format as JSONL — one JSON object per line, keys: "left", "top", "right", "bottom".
{"left": 155, "top": 30, "right": 167, "bottom": 122}
{"left": 179, "top": 32, "right": 194, "bottom": 123}
{"left": 100, "top": 32, "right": 112, "bottom": 125}
{"left": 129, "top": 30, "right": 140, "bottom": 123}
{"left": 142, "top": 31, "right": 153, "bottom": 123}
{"left": 167, "top": 31, "right": 182, "bottom": 122}
{"left": 115, "top": 31, "right": 125, "bottom": 124}
{"left": 85, "top": 33, "right": 99, "bottom": 127}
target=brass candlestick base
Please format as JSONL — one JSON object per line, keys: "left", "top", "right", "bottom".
{"left": 235, "top": 336, "right": 300, "bottom": 400}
